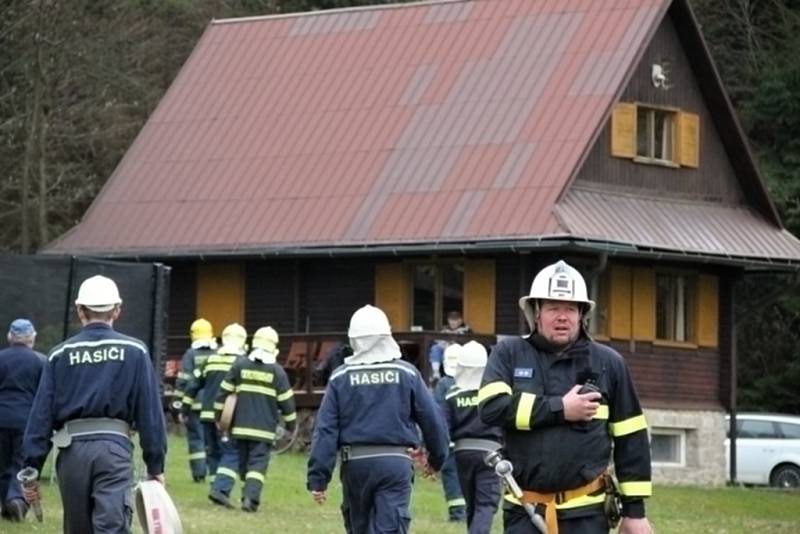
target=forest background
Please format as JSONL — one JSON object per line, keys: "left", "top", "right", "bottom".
{"left": 1, "top": 0, "right": 798, "bottom": 412}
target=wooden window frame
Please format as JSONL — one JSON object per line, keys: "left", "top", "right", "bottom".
{"left": 611, "top": 102, "right": 700, "bottom": 168}
{"left": 633, "top": 103, "right": 680, "bottom": 167}
{"left": 407, "top": 259, "right": 465, "bottom": 331}
{"left": 654, "top": 269, "right": 698, "bottom": 346}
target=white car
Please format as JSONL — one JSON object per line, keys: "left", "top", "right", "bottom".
{"left": 724, "top": 413, "right": 800, "bottom": 488}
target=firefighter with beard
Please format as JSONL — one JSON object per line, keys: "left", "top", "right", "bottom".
{"left": 479, "top": 261, "right": 652, "bottom": 534}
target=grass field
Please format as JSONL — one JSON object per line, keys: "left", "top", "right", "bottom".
{"left": 4, "top": 434, "right": 800, "bottom": 533}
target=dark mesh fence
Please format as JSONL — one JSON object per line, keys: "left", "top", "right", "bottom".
{"left": 0, "top": 255, "right": 170, "bottom": 370}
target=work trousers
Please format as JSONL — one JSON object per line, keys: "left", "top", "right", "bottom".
{"left": 340, "top": 455, "right": 413, "bottom": 534}
{"left": 202, "top": 421, "right": 222, "bottom": 478}
{"left": 503, "top": 502, "right": 608, "bottom": 534}
{"left": 238, "top": 440, "right": 271, "bottom": 504}
{"left": 455, "top": 450, "right": 501, "bottom": 534}
{"left": 0, "top": 428, "right": 25, "bottom": 508}
{"left": 440, "top": 450, "right": 466, "bottom": 514}
{"left": 185, "top": 411, "right": 207, "bottom": 479}
{"left": 56, "top": 438, "right": 133, "bottom": 534}
{"left": 210, "top": 436, "right": 239, "bottom": 497}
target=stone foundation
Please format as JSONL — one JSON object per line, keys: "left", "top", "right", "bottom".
{"left": 643, "top": 407, "right": 726, "bottom": 486}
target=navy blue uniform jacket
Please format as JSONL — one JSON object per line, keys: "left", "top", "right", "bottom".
{"left": 23, "top": 322, "right": 167, "bottom": 477}
{"left": 0, "top": 344, "right": 45, "bottom": 430}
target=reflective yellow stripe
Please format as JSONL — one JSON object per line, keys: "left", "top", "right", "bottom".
{"left": 236, "top": 384, "right": 276, "bottom": 396}
{"left": 610, "top": 414, "right": 648, "bottom": 437}
{"left": 246, "top": 471, "right": 265, "bottom": 483}
{"left": 220, "top": 380, "right": 235, "bottom": 392}
{"left": 207, "top": 355, "right": 238, "bottom": 364}
{"left": 191, "top": 402, "right": 202, "bottom": 410}
{"left": 515, "top": 392, "right": 536, "bottom": 430}
{"left": 620, "top": 481, "right": 652, "bottom": 496}
{"left": 555, "top": 493, "right": 606, "bottom": 509}
{"left": 213, "top": 402, "right": 224, "bottom": 410}
{"left": 178, "top": 372, "right": 192, "bottom": 380}
{"left": 200, "top": 410, "right": 215, "bottom": 419}
{"left": 204, "top": 364, "right": 233, "bottom": 374}
{"left": 216, "top": 467, "right": 238, "bottom": 480}
{"left": 181, "top": 396, "right": 193, "bottom": 404}
{"left": 447, "top": 498, "right": 466, "bottom": 507}
{"left": 283, "top": 412, "right": 297, "bottom": 422}
{"left": 189, "top": 452, "right": 206, "bottom": 460}
{"left": 477, "top": 382, "right": 513, "bottom": 403}
{"left": 193, "top": 368, "right": 202, "bottom": 378}
{"left": 593, "top": 405, "right": 609, "bottom": 420}
{"left": 277, "top": 389, "right": 294, "bottom": 401}
{"left": 232, "top": 427, "right": 276, "bottom": 440}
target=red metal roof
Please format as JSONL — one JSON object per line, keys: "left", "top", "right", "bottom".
{"left": 48, "top": 0, "right": 674, "bottom": 256}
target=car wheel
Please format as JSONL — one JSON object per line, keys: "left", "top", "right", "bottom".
{"left": 770, "top": 464, "right": 800, "bottom": 489}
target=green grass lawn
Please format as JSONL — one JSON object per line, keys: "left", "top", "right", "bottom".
{"left": 4, "top": 434, "right": 800, "bottom": 533}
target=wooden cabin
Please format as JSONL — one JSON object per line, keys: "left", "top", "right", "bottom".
{"left": 47, "top": 0, "right": 800, "bottom": 485}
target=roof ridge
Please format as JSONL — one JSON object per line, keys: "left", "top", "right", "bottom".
{"left": 212, "top": 0, "right": 467, "bottom": 25}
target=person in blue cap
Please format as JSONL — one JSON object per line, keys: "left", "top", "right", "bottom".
{"left": 0, "top": 319, "right": 45, "bottom": 522}
{"left": 22, "top": 275, "right": 167, "bottom": 533}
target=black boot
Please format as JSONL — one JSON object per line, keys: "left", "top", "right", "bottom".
{"left": 209, "top": 490, "right": 234, "bottom": 509}
{"left": 241, "top": 497, "right": 258, "bottom": 513}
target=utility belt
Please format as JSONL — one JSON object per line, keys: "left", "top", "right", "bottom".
{"left": 51, "top": 418, "right": 131, "bottom": 449}
{"left": 454, "top": 438, "right": 502, "bottom": 452}
{"left": 339, "top": 445, "right": 412, "bottom": 463}
{"left": 516, "top": 473, "right": 620, "bottom": 534}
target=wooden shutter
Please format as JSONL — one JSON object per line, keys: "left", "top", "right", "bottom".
{"left": 611, "top": 103, "right": 637, "bottom": 158}
{"left": 608, "top": 265, "right": 632, "bottom": 339}
{"left": 464, "top": 260, "right": 496, "bottom": 334}
{"left": 375, "top": 263, "right": 410, "bottom": 331}
{"left": 632, "top": 267, "right": 655, "bottom": 341}
{"left": 197, "top": 262, "right": 245, "bottom": 331}
{"left": 677, "top": 111, "right": 700, "bottom": 168}
{"left": 696, "top": 274, "right": 719, "bottom": 347}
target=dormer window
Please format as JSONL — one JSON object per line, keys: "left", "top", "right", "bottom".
{"left": 611, "top": 103, "right": 699, "bottom": 168}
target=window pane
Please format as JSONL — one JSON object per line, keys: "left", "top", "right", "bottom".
{"left": 739, "top": 420, "right": 779, "bottom": 439}
{"left": 636, "top": 108, "right": 650, "bottom": 157}
{"left": 780, "top": 423, "right": 800, "bottom": 439}
{"left": 653, "top": 111, "right": 673, "bottom": 161}
{"left": 588, "top": 272, "right": 608, "bottom": 336}
{"left": 441, "top": 263, "right": 464, "bottom": 328}
{"left": 655, "top": 274, "right": 672, "bottom": 339}
{"left": 656, "top": 273, "right": 696, "bottom": 341}
{"left": 651, "top": 433, "right": 681, "bottom": 463}
{"left": 413, "top": 265, "right": 436, "bottom": 330}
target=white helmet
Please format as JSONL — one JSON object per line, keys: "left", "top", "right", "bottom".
{"left": 348, "top": 305, "right": 391, "bottom": 338}
{"left": 518, "top": 260, "right": 595, "bottom": 331}
{"left": 252, "top": 326, "right": 279, "bottom": 352}
{"left": 221, "top": 323, "right": 247, "bottom": 351}
{"left": 75, "top": 275, "right": 122, "bottom": 312}
{"left": 458, "top": 340, "right": 488, "bottom": 368}
{"left": 442, "top": 343, "right": 462, "bottom": 377}
{"left": 135, "top": 480, "right": 182, "bottom": 534}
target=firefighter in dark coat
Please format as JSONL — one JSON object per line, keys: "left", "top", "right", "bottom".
{"left": 479, "top": 261, "right": 652, "bottom": 534}
{"left": 307, "top": 304, "right": 450, "bottom": 534}
{"left": 175, "top": 318, "right": 217, "bottom": 482}
{"left": 215, "top": 326, "right": 296, "bottom": 512}
{"left": 444, "top": 340, "right": 503, "bottom": 534}
{"left": 22, "top": 275, "right": 167, "bottom": 533}
{"left": 183, "top": 322, "right": 247, "bottom": 507}
{"left": 0, "top": 319, "right": 45, "bottom": 522}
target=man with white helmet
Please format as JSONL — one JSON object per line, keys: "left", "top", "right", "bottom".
{"left": 307, "top": 304, "right": 449, "bottom": 533}
{"left": 479, "top": 260, "right": 652, "bottom": 534}
{"left": 433, "top": 343, "right": 466, "bottom": 522}
{"left": 444, "top": 340, "right": 503, "bottom": 534}
{"left": 214, "top": 326, "right": 296, "bottom": 512}
{"left": 183, "top": 322, "right": 247, "bottom": 508}
{"left": 22, "top": 275, "right": 167, "bottom": 533}
{"left": 175, "top": 318, "right": 217, "bottom": 482}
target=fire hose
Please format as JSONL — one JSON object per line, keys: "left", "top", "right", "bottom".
{"left": 484, "top": 451, "right": 548, "bottom": 534}
{"left": 17, "top": 467, "right": 43, "bottom": 522}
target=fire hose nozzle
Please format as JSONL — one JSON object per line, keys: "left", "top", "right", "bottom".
{"left": 483, "top": 452, "right": 548, "bottom": 534}
{"left": 17, "top": 467, "right": 43, "bottom": 522}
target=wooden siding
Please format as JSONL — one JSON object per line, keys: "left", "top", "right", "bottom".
{"left": 196, "top": 262, "right": 245, "bottom": 331}
{"left": 245, "top": 260, "right": 298, "bottom": 335}
{"left": 375, "top": 263, "right": 411, "bottom": 331}
{"left": 464, "top": 260, "right": 496, "bottom": 334}
{"left": 575, "top": 15, "right": 742, "bottom": 203}
{"left": 717, "top": 274, "right": 736, "bottom": 410}
{"left": 302, "top": 259, "right": 374, "bottom": 333}
{"left": 607, "top": 339, "right": 722, "bottom": 408}
{"left": 166, "top": 261, "right": 196, "bottom": 358}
